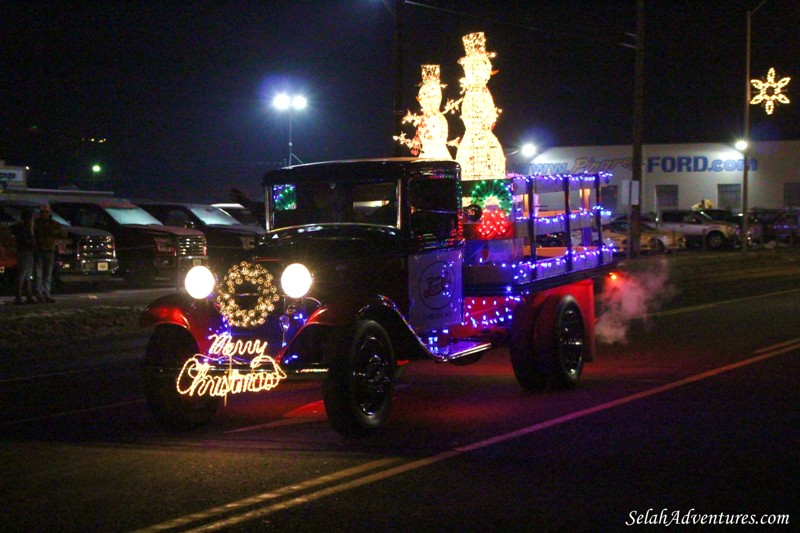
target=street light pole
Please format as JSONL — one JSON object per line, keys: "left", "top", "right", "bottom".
{"left": 287, "top": 108, "right": 294, "bottom": 166}
{"left": 742, "top": 0, "right": 769, "bottom": 252}
{"left": 742, "top": 9, "right": 753, "bottom": 252}
{"left": 629, "top": 0, "right": 645, "bottom": 259}
{"left": 273, "top": 93, "right": 306, "bottom": 166}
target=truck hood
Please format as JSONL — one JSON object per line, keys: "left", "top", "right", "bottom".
{"left": 64, "top": 225, "right": 114, "bottom": 238}
{"left": 256, "top": 223, "right": 404, "bottom": 301}
{"left": 203, "top": 225, "right": 266, "bottom": 238}
{"left": 258, "top": 224, "right": 402, "bottom": 273}
{"left": 123, "top": 224, "right": 205, "bottom": 237}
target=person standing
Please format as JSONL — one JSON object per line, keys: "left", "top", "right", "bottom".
{"left": 9, "top": 207, "right": 37, "bottom": 305}
{"left": 33, "top": 204, "right": 67, "bottom": 303}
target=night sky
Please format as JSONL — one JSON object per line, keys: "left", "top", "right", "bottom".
{"left": 2, "top": 1, "right": 799, "bottom": 202}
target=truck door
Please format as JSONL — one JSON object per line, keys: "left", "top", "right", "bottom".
{"left": 406, "top": 175, "right": 463, "bottom": 332}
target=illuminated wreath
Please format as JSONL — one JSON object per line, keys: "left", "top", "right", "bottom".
{"left": 216, "top": 261, "right": 279, "bottom": 328}
{"left": 470, "top": 180, "right": 513, "bottom": 216}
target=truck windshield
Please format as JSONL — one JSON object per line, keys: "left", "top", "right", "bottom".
{"left": 189, "top": 205, "right": 243, "bottom": 226}
{"left": 106, "top": 207, "right": 163, "bottom": 225}
{"left": 269, "top": 180, "right": 398, "bottom": 228}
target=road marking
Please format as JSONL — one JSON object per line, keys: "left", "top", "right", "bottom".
{"left": 136, "top": 339, "right": 800, "bottom": 532}
{"left": 651, "top": 287, "right": 800, "bottom": 317}
{"left": 754, "top": 336, "right": 800, "bottom": 354}
{"left": 0, "top": 368, "right": 94, "bottom": 384}
{"left": 129, "top": 458, "right": 404, "bottom": 533}
{"left": 0, "top": 400, "right": 145, "bottom": 427}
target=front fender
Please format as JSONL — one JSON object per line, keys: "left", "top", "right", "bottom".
{"left": 140, "top": 293, "right": 223, "bottom": 353}
{"left": 280, "top": 293, "right": 427, "bottom": 371}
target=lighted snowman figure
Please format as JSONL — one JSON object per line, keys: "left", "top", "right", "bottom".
{"left": 454, "top": 32, "right": 505, "bottom": 181}
{"left": 395, "top": 64, "right": 453, "bottom": 159}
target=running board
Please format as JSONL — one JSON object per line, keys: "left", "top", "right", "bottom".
{"left": 425, "top": 339, "right": 493, "bottom": 363}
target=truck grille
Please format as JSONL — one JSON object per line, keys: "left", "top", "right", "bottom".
{"left": 77, "top": 235, "right": 115, "bottom": 260}
{"left": 178, "top": 235, "right": 206, "bottom": 256}
{"left": 230, "top": 317, "right": 285, "bottom": 357}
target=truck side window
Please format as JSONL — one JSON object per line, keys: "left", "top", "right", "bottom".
{"left": 353, "top": 182, "right": 398, "bottom": 226}
{"left": 77, "top": 207, "right": 99, "bottom": 228}
{"left": 164, "top": 208, "right": 190, "bottom": 227}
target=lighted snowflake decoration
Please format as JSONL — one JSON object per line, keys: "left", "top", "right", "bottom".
{"left": 750, "top": 68, "right": 791, "bottom": 115}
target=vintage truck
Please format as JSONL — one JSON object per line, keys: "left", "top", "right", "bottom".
{"left": 140, "top": 158, "right": 614, "bottom": 436}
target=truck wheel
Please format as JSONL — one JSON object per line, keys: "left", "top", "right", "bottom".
{"left": 323, "top": 320, "right": 395, "bottom": 437}
{"left": 705, "top": 231, "right": 725, "bottom": 250}
{"left": 141, "top": 325, "right": 220, "bottom": 431}
{"left": 511, "top": 295, "right": 586, "bottom": 390}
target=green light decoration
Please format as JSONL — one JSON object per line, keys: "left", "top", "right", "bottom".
{"left": 469, "top": 179, "right": 513, "bottom": 215}
{"left": 274, "top": 185, "right": 296, "bottom": 211}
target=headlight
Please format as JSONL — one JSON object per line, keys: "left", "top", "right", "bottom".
{"left": 185, "top": 265, "right": 216, "bottom": 299}
{"left": 281, "top": 263, "right": 313, "bottom": 299}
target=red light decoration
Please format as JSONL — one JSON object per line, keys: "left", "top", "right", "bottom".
{"left": 478, "top": 209, "right": 513, "bottom": 240}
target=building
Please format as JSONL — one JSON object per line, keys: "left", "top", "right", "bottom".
{"left": 528, "top": 140, "right": 800, "bottom": 215}
{"left": 0, "top": 160, "right": 113, "bottom": 203}
{"left": 0, "top": 160, "right": 28, "bottom": 190}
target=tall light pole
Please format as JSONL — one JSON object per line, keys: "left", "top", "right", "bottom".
{"left": 273, "top": 93, "right": 307, "bottom": 166}
{"left": 742, "top": 0, "right": 769, "bottom": 252}
{"left": 628, "top": 0, "right": 645, "bottom": 259}
{"left": 384, "top": 0, "right": 405, "bottom": 156}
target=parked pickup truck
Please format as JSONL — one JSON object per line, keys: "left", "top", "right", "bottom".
{"left": 134, "top": 201, "right": 265, "bottom": 275}
{"left": 51, "top": 198, "right": 207, "bottom": 287}
{"left": 140, "top": 159, "right": 614, "bottom": 435}
{"left": 0, "top": 200, "right": 119, "bottom": 288}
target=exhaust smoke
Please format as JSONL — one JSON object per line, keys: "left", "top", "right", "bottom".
{"left": 596, "top": 258, "right": 676, "bottom": 344}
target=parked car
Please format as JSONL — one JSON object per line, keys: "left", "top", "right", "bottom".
{"left": 657, "top": 210, "right": 740, "bottom": 250}
{"left": 770, "top": 210, "right": 800, "bottom": 244}
{"left": 750, "top": 208, "right": 783, "bottom": 243}
{"left": 0, "top": 200, "right": 119, "bottom": 288}
{"left": 50, "top": 198, "right": 207, "bottom": 287}
{"left": 135, "top": 201, "right": 266, "bottom": 274}
{"left": 603, "top": 220, "right": 685, "bottom": 253}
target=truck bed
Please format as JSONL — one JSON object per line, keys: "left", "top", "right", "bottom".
{"left": 464, "top": 245, "right": 614, "bottom": 296}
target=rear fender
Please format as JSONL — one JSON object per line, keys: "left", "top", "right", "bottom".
{"left": 510, "top": 279, "right": 596, "bottom": 361}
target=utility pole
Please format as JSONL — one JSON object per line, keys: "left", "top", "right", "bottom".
{"left": 629, "top": 0, "right": 645, "bottom": 259}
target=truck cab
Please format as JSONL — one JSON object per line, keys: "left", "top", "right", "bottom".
{"left": 140, "top": 159, "right": 613, "bottom": 435}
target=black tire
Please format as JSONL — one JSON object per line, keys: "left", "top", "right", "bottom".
{"left": 323, "top": 320, "right": 395, "bottom": 437}
{"left": 142, "top": 325, "right": 220, "bottom": 431}
{"left": 511, "top": 295, "right": 586, "bottom": 390}
{"left": 705, "top": 231, "right": 725, "bottom": 250}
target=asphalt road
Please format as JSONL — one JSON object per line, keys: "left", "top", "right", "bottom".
{"left": 0, "top": 250, "right": 798, "bottom": 532}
